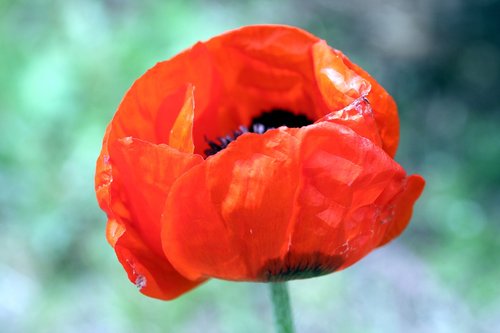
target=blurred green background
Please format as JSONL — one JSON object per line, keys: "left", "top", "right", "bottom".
{"left": 1, "top": 0, "right": 499, "bottom": 332}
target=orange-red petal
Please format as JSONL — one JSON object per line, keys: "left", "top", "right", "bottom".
{"left": 198, "top": 25, "right": 324, "bottom": 146}
{"left": 97, "top": 137, "right": 204, "bottom": 299}
{"left": 378, "top": 174, "right": 425, "bottom": 246}
{"left": 107, "top": 41, "right": 219, "bottom": 146}
{"left": 163, "top": 121, "right": 423, "bottom": 282}
{"left": 334, "top": 49, "right": 400, "bottom": 156}
{"left": 162, "top": 128, "right": 302, "bottom": 281}
{"left": 287, "top": 123, "right": 418, "bottom": 271}
{"left": 312, "top": 40, "right": 371, "bottom": 111}
{"left": 169, "top": 84, "right": 195, "bottom": 153}
{"left": 96, "top": 25, "right": 422, "bottom": 298}
{"left": 316, "top": 96, "right": 382, "bottom": 147}
{"left": 199, "top": 26, "right": 399, "bottom": 156}
{"left": 107, "top": 218, "right": 205, "bottom": 300}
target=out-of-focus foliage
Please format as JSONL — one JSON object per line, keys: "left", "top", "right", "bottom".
{"left": 1, "top": 0, "right": 499, "bottom": 332}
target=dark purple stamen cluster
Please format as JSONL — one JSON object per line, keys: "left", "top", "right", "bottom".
{"left": 259, "top": 252, "right": 343, "bottom": 282}
{"left": 204, "top": 109, "right": 313, "bottom": 157}
{"left": 204, "top": 125, "right": 249, "bottom": 156}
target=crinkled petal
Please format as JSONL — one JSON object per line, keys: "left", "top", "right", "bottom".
{"left": 312, "top": 40, "right": 371, "bottom": 110}
{"left": 316, "top": 96, "right": 382, "bottom": 147}
{"left": 378, "top": 174, "right": 425, "bottom": 246}
{"left": 202, "top": 25, "right": 328, "bottom": 132}
{"left": 334, "top": 49, "right": 400, "bottom": 157}
{"left": 107, "top": 137, "right": 203, "bottom": 253}
{"left": 287, "top": 123, "right": 417, "bottom": 272}
{"left": 107, "top": 218, "right": 205, "bottom": 300}
{"left": 97, "top": 137, "right": 204, "bottom": 299}
{"left": 163, "top": 121, "right": 423, "bottom": 282}
{"left": 162, "top": 128, "right": 302, "bottom": 281}
{"left": 96, "top": 25, "right": 422, "bottom": 298}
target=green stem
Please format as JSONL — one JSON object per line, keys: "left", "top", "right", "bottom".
{"left": 269, "top": 282, "right": 295, "bottom": 333}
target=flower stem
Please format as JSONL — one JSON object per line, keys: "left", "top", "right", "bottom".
{"left": 269, "top": 282, "right": 295, "bottom": 333}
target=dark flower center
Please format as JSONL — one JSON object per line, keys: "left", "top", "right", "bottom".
{"left": 204, "top": 109, "right": 313, "bottom": 156}
{"left": 258, "top": 252, "right": 343, "bottom": 282}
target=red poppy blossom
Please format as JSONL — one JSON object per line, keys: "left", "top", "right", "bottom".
{"left": 95, "top": 25, "right": 425, "bottom": 300}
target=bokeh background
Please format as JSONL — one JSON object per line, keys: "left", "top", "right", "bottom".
{"left": 1, "top": 0, "right": 499, "bottom": 332}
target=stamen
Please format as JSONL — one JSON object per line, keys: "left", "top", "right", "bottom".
{"left": 258, "top": 252, "right": 343, "bottom": 282}
{"left": 252, "top": 123, "right": 266, "bottom": 134}
{"left": 204, "top": 109, "right": 313, "bottom": 157}
{"left": 204, "top": 126, "right": 248, "bottom": 156}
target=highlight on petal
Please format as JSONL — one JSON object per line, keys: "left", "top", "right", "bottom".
{"left": 333, "top": 49, "right": 400, "bottom": 157}
{"left": 169, "top": 84, "right": 195, "bottom": 153}
{"left": 313, "top": 40, "right": 371, "bottom": 111}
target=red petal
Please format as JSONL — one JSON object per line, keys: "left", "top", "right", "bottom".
{"left": 108, "top": 137, "right": 202, "bottom": 253}
{"left": 98, "top": 137, "right": 204, "bottom": 299}
{"left": 378, "top": 174, "right": 425, "bottom": 246}
{"left": 96, "top": 25, "right": 421, "bottom": 292}
{"left": 199, "top": 25, "right": 328, "bottom": 138}
{"left": 334, "top": 49, "right": 400, "bottom": 157}
{"left": 107, "top": 42, "right": 218, "bottom": 146}
{"left": 95, "top": 126, "right": 113, "bottom": 215}
{"left": 163, "top": 121, "right": 423, "bottom": 282}
{"left": 107, "top": 218, "right": 205, "bottom": 300}
{"left": 162, "top": 129, "right": 302, "bottom": 281}
{"left": 211, "top": 25, "right": 319, "bottom": 65}
{"left": 312, "top": 40, "right": 371, "bottom": 111}
{"left": 316, "top": 96, "right": 383, "bottom": 147}
{"left": 287, "top": 123, "right": 423, "bottom": 271}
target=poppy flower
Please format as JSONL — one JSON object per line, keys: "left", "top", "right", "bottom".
{"left": 95, "top": 25, "right": 425, "bottom": 300}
